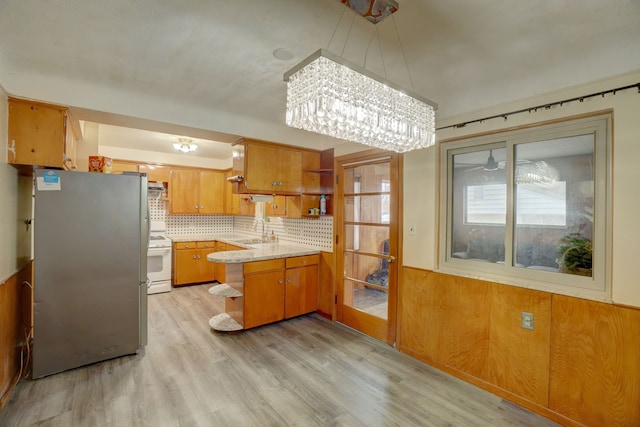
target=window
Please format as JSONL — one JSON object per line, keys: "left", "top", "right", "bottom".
{"left": 466, "top": 182, "right": 566, "bottom": 226}
{"left": 439, "top": 114, "right": 611, "bottom": 297}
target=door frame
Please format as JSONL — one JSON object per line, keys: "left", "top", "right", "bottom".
{"left": 334, "top": 148, "right": 402, "bottom": 345}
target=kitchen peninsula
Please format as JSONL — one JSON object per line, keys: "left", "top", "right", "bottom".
{"left": 177, "top": 235, "right": 321, "bottom": 332}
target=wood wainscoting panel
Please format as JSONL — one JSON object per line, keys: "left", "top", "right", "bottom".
{"left": 549, "top": 295, "right": 640, "bottom": 426}
{"left": 486, "top": 284, "right": 551, "bottom": 406}
{"left": 399, "top": 268, "right": 491, "bottom": 379}
{"left": 317, "top": 251, "right": 335, "bottom": 318}
{"left": 0, "top": 263, "right": 33, "bottom": 410}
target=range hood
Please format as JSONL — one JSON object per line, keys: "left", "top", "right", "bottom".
{"left": 148, "top": 182, "right": 165, "bottom": 191}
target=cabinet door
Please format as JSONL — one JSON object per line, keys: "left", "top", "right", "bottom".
{"left": 197, "top": 248, "right": 216, "bottom": 283}
{"left": 8, "top": 98, "right": 66, "bottom": 168}
{"left": 170, "top": 169, "right": 200, "bottom": 214}
{"left": 111, "top": 160, "right": 139, "bottom": 173}
{"left": 236, "top": 194, "right": 255, "bottom": 216}
{"left": 276, "top": 148, "right": 302, "bottom": 193}
{"left": 265, "top": 195, "right": 287, "bottom": 216}
{"left": 224, "top": 169, "right": 235, "bottom": 214}
{"left": 245, "top": 143, "right": 279, "bottom": 192}
{"left": 197, "top": 241, "right": 217, "bottom": 282}
{"left": 285, "top": 265, "right": 319, "bottom": 318}
{"left": 199, "top": 170, "right": 225, "bottom": 214}
{"left": 139, "top": 164, "right": 169, "bottom": 182}
{"left": 174, "top": 248, "right": 200, "bottom": 285}
{"left": 244, "top": 271, "right": 285, "bottom": 329}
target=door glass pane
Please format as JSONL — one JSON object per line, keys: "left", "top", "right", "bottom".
{"left": 344, "top": 195, "right": 390, "bottom": 224}
{"left": 343, "top": 162, "right": 390, "bottom": 194}
{"left": 344, "top": 279, "right": 388, "bottom": 320}
{"left": 451, "top": 148, "right": 506, "bottom": 262}
{"left": 345, "top": 224, "right": 389, "bottom": 255}
{"left": 514, "top": 134, "right": 594, "bottom": 276}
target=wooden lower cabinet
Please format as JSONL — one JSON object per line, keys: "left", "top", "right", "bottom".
{"left": 244, "top": 268, "right": 285, "bottom": 329}
{"left": 211, "top": 254, "right": 320, "bottom": 331}
{"left": 285, "top": 255, "right": 319, "bottom": 318}
{"left": 173, "top": 241, "right": 217, "bottom": 286}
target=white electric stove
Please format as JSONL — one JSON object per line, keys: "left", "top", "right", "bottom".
{"left": 147, "top": 220, "right": 172, "bottom": 294}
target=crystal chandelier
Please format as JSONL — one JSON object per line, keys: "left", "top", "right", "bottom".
{"left": 173, "top": 137, "right": 197, "bottom": 153}
{"left": 515, "top": 161, "right": 559, "bottom": 187}
{"left": 284, "top": 49, "right": 436, "bottom": 153}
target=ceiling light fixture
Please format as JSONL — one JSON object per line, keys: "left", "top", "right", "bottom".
{"left": 173, "top": 137, "right": 197, "bottom": 153}
{"left": 515, "top": 161, "right": 559, "bottom": 187}
{"left": 283, "top": 1, "right": 437, "bottom": 153}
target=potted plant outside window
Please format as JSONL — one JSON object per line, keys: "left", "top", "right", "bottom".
{"left": 556, "top": 233, "right": 592, "bottom": 276}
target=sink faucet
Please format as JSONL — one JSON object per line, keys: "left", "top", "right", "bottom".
{"left": 253, "top": 217, "right": 267, "bottom": 242}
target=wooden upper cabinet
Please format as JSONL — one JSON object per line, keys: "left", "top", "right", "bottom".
{"left": 170, "top": 168, "right": 225, "bottom": 215}
{"left": 170, "top": 168, "right": 200, "bottom": 214}
{"left": 111, "top": 160, "right": 139, "bottom": 174}
{"left": 199, "top": 170, "right": 225, "bottom": 214}
{"left": 243, "top": 142, "right": 302, "bottom": 194}
{"left": 8, "top": 97, "right": 67, "bottom": 168}
{"left": 139, "top": 164, "right": 169, "bottom": 182}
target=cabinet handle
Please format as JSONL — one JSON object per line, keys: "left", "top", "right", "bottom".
{"left": 278, "top": 279, "right": 284, "bottom": 284}
{"left": 197, "top": 255, "right": 201, "bottom": 259}
{"left": 302, "top": 260, "right": 307, "bottom": 264}
{"left": 286, "top": 278, "right": 292, "bottom": 283}
{"left": 272, "top": 181, "right": 277, "bottom": 186}
{"left": 185, "top": 244, "right": 190, "bottom": 248}
{"left": 277, "top": 181, "right": 282, "bottom": 186}
{"left": 200, "top": 206, "right": 204, "bottom": 209}
{"left": 195, "top": 205, "right": 199, "bottom": 209}
{"left": 192, "top": 255, "right": 197, "bottom": 259}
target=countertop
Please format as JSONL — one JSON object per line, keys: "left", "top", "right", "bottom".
{"left": 169, "top": 233, "right": 320, "bottom": 264}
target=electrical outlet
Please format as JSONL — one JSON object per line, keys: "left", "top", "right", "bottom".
{"left": 409, "top": 224, "right": 417, "bottom": 235}
{"left": 521, "top": 312, "right": 534, "bottom": 330}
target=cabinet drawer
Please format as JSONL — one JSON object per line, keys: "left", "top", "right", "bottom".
{"left": 175, "top": 241, "right": 196, "bottom": 250}
{"left": 286, "top": 254, "right": 319, "bottom": 269}
{"left": 197, "top": 241, "right": 216, "bottom": 249}
{"left": 244, "top": 258, "right": 285, "bottom": 274}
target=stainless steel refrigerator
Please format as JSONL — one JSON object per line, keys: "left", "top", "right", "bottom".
{"left": 32, "top": 169, "right": 148, "bottom": 378}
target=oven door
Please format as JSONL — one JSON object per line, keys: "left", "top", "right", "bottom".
{"left": 147, "top": 246, "right": 172, "bottom": 293}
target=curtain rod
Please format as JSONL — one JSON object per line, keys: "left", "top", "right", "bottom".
{"left": 436, "top": 82, "right": 640, "bottom": 131}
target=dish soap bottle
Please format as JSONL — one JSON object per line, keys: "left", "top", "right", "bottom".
{"left": 320, "top": 194, "right": 327, "bottom": 215}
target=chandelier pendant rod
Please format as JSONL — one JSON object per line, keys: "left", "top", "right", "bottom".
{"left": 391, "top": 13, "right": 416, "bottom": 93}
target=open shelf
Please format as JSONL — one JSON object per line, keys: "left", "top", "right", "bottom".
{"left": 208, "top": 283, "right": 243, "bottom": 298}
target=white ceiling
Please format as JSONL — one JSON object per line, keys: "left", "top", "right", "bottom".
{"left": 1, "top": 0, "right": 639, "bottom": 160}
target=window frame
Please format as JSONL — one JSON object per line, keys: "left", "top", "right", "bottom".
{"left": 438, "top": 113, "right": 611, "bottom": 301}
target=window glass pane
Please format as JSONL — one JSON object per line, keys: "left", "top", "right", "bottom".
{"left": 451, "top": 148, "right": 506, "bottom": 262}
{"left": 513, "top": 135, "right": 594, "bottom": 276}
{"left": 466, "top": 184, "right": 506, "bottom": 224}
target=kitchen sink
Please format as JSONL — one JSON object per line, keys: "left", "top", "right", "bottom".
{"left": 234, "top": 238, "right": 267, "bottom": 244}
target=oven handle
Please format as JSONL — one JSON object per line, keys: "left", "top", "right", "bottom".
{"left": 148, "top": 246, "right": 172, "bottom": 254}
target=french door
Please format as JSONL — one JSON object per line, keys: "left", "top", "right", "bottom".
{"left": 336, "top": 150, "right": 399, "bottom": 345}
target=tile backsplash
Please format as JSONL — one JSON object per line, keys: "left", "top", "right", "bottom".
{"left": 149, "top": 197, "right": 333, "bottom": 251}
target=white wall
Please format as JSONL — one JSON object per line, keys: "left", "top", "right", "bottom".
{"left": 403, "top": 70, "right": 640, "bottom": 307}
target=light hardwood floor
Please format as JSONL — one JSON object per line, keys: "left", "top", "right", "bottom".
{"left": 1, "top": 284, "right": 558, "bottom": 426}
